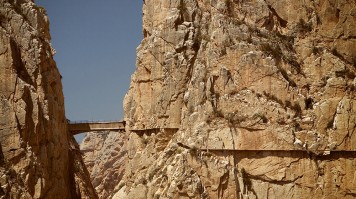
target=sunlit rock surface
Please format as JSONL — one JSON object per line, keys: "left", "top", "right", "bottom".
{"left": 84, "top": 0, "right": 355, "bottom": 198}
{"left": 80, "top": 131, "right": 128, "bottom": 199}
{"left": 0, "top": 1, "right": 97, "bottom": 198}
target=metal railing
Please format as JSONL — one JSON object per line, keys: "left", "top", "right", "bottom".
{"left": 67, "top": 120, "right": 123, "bottom": 124}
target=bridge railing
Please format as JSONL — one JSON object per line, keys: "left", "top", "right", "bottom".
{"left": 68, "top": 120, "right": 126, "bottom": 135}
{"left": 67, "top": 120, "right": 123, "bottom": 124}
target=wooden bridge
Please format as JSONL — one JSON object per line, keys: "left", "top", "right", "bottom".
{"left": 68, "top": 120, "right": 125, "bottom": 135}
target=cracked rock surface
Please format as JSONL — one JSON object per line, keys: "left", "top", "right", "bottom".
{"left": 80, "top": 131, "right": 128, "bottom": 199}
{"left": 80, "top": 0, "right": 355, "bottom": 198}
{"left": 0, "top": 0, "right": 97, "bottom": 198}
{"left": 115, "top": 0, "right": 356, "bottom": 198}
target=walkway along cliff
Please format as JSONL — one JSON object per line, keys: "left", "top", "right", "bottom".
{"left": 80, "top": 0, "right": 356, "bottom": 198}
{"left": 0, "top": 1, "right": 97, "bottom": 198}
{"left": 0, "top": 0, "right": 355, "bottom": 198}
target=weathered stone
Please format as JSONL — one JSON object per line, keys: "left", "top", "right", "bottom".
{"left": 83, "top": 0, "right": 356, "bottom": 198}
{"left": 118, "top": 0, "right": 356, "bottom": 198}
{"left": 0, "top": 1, "right": 97, "bottom": 198}
{"left": 80, "top": 131, "right": 128, "bottom": 199}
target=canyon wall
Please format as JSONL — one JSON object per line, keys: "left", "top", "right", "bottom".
{"left": 117, "top": 0, "right": 356, "bottom": 198}
{"left": 0, "top": 0, "right": 97, "bottom": 198}
{"left": 80, "top": 131, "right": 128, "bottom": 199}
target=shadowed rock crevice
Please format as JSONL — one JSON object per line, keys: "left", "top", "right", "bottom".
{"left": 9, "top": 38, "right": 34, "bottom": 86}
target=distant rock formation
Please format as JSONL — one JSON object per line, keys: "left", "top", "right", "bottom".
{"left": 0, "top": 0, "right": 97, "bottom": 198}
{"left": 80, "top": 131, "right": 128, "bottom": 199}
{"left": 118, "top": 0, "right": 356, "bottom": 198}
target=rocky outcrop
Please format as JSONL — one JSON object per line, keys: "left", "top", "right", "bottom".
{"left": 118, "top": 0, "right": 356, "bottom": 198}
{"left": 0, "top": 0, "right": 97, "bottom": 198}
{"left": 80, "top": 131, "right": 128, "bottom": 199}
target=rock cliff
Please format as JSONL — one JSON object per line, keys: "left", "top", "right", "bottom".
{"left": 117, "top": 0, "right": 356, "bottom": 198}
{"left": 0, "top": 0, "right": 97, "bottom": 198}
{"left": 80, "top": 131, "right": 128, "bottom": 199}
{"left": 77, "top": 0, "right": 356, "bottom": 198}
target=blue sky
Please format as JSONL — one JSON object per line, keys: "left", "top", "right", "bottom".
{"left": 35, "top": 0, "right": 143, "bottom": 141}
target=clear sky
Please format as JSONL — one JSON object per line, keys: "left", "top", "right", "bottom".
{"left": 35, "top": 0, "right": 143, "bottom": 142}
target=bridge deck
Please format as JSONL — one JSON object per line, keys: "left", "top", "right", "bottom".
{"left": 68, "top": 121, "right": 125, "bottom": 135}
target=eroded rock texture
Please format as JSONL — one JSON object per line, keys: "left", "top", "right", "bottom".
{"left": 0, "top": 1, "right": 97, "bottom": 198}
{"left": 80, "top": 131, "right": 128, "bottom": 199}
{"left": 117, "top": 0, "right": 356, "bottom": 198}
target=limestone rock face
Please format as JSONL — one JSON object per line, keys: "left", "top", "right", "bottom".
{"left": 80, "top": 131, "right": 128, "bottom": 199}
{"left": 120, "top": 0, "right": 356, "bottom": 198}
{"left": 0, "top": 1, "right": 97, "bottom": 198}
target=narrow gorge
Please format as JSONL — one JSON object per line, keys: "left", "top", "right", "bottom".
{"left": 1, "top": 0, "right": 356, "bottom": 199}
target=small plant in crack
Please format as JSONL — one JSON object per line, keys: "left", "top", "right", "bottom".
{"left": 335, "top": 68, "right": 356, "bottom": 79}
{"left": 291, "top": 103, "right": 302, "bottom": 118}
{"left": 138, "top": 178, "right": 148, "bottom": 185}
{"left": 258, "top": 29, "right": 302, "bottom": 74}
{"left": 283, "top": 54, "right": 302, "bottom": 74}
{"left": 178, "top": 1, "right": 187, "bottom": 11}
{"left": 348, "top": 84, "right": 356, "bottom": 92}
{"left": 304, "top": 98, "right": 314, "bottom": 110}
{"left": 246, "top": 36, "right": 253, "bottom": 44}
{"left": 230, "top": 18, "right": 244, "bottom": 26}
{"left": 188, "top": 147, "right": 201, "bottom": 158}
{"left": 214, "top": 109, "right": 225, "bottom": 119}
{"left": 176, "top": 1, "right": 189, "bottom": 29}
{"left": 260, "top": 42, "right": 301, "bottom": 74}
{"left": 253, "top": 113, "right": 268, "bottom": 123}
{"left": 275, "top": 31, "right": 295, "bottom": 45}
{"left": 37, "top": 6, "right": 47, "bottom": 14}
{"left": 263, "top": 91, "right": 284, "bottom": 107}
{"left": 153, "top": 193, "right": 161, "bottom": 199}
{"left": 284, "top": 100, "right": 302, "bottom": 116}
{"left": 226, "top": 112, "right": 248, "bottom": 127}
{"left": 321, "top": 76, "right": 329, "bottom": 87}
{"left": 326, "top": 119, "right": 334, "bottom": 130}
{"left": 331, "top": 47, "right": 341, "bottom": 58}
{"left": 0, "top": 14, "right": 6, "bottom": 28}
{"left": 240, "top": 168, "right": 253, "bottom": 193}
{"left": 312, "top": 46, "right": 322, "bottom": 55}
{"left": 352, "top": 57, "right": 356, "bottom": 69}
{"left": 292, "top": 120, "right": 303, "bottom": 131}
{"left": 277, "top": 118, "right": 287, "bottom": 125}
{"left": 277, "top": 66, "right": 297, "bottom": 87}
{"left": 260, "top": 42, "right": 282, "bottom": 60}
{"left": 194, "top": 19, "right": 210, "bottom": 44}
{"left": 295, "top": 18, "right": 313, "bottom": 34}
{"left": 284, "top": 100, "right": 292, "bottom": 108}
{"left": 142, "top": 137, "right": 149, "bottom": 145}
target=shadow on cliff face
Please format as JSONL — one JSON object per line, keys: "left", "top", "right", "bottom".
{"left": 68, "top": 135, "right": 99, "bottom": 199}
{"left": 9, "top": 38, "right": 34, "bottom": 86}
{"left": 0, "top": 143, "right": 4, "bottom": 166}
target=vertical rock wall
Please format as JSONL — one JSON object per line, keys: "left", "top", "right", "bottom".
{"left": 119, "top": 0, "right": 356, "bottom": 198}
{"left": 80, "top": 131, "right": 128, "bottom": 199}
{"left": 0, "top": 0, "right": 97, "bottom": 198}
